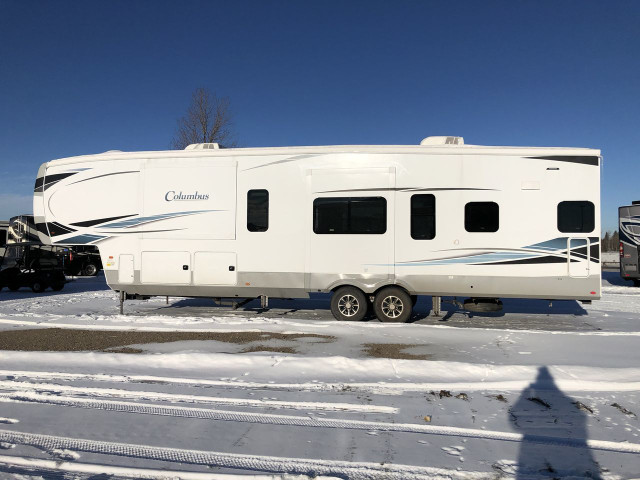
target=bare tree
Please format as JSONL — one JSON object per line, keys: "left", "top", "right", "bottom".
{"left": 171, "top": 88, "right": 237, "bottom": 149}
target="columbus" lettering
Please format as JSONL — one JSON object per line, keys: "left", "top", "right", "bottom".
{"left": 165, "top": 191, "right": 210, "bottom": 201}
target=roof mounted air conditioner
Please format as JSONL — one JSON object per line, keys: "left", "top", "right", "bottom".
{"left": 185, "top": 143, "right": 220, "bottom": 150}
{"left": 420, "top": 136, "right": 464, "bottom": 146}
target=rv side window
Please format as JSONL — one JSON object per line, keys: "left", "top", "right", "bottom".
{"left": 0, "top": 230, "right": 6, "bottom": 248}
{"left": 557, "top": 201, "right": 594, "bottom": 233}
{"left": 247, "top": 189, "right": 269, "bottom": 232}
{"left": 465, "top": 202, "right": 499, "bottom": 232}
{"left": 411, "top": 194, "right": 436, "bottom": 240}
{"left": 314, "top": 197, "right": 386, "bottom": 234}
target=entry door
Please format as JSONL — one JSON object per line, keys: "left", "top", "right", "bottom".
{"left": 307, "top": 167, "right": 395, "bottom": 288}
{"left": 568, "top": 238, "right": 590, "bottom": 277}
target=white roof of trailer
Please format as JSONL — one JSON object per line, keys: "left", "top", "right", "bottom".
{"left": 46, "top": 142, "right": 601, "bottom": 167}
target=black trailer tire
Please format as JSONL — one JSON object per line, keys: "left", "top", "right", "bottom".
{"left": 82, "top": 263, "right": 98, "bottom": 276}
{"left": 51, "top": 283, "right": 65, "bottom": 292}
{"left": 330, "top": 286, "right": 368, "bottom": 321}
{"left": 633, "top": 279, "right": 640, "bottom": 287}
{"left": 31, "top": 281, "right": 46, "bottom": 293}
{"left": 8, "top": 284, "right": 19, "bottom": 291}
{"left": 373, "top": 287, "right": 413, "bottom": 323}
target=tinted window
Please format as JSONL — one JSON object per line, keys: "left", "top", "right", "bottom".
{"left": 465, "top": 202, "right": 499, "bottom": 232}
{"left": 0, "top": 230, "right": 5, "bottom": 248}
{"left": 411, "top": 194, "right": 436, "bottom": 240}
{"left": 314, "top": 197, "right": 386, "bottom": 234}
{"left": 247, "top": 189, "right": 269, "bottom": 232}
{"left": 557, "top": 201, "right": 594, "bottom": 233}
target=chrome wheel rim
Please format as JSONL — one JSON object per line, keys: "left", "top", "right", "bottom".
{"left": 381, "top": 295, "right": 403, "bottom": 318}
{"left": 338, "top": 294, "right": 360, "bottom": 317}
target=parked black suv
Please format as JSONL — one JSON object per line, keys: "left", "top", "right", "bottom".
{"left": 0, "top": 244, "right": 66, "bottom": 292}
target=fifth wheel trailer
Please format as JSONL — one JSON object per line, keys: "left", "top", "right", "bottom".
{"left": 33, "top": 136, "right": 601, "bottom": 322}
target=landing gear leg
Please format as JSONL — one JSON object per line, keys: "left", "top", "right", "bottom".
{"left": 119, "top": 290, "right": 125, "bottom": 315}
{"left": 260, "top": 295, "right": 269, "bottom": 309}
{"left": 432, "top": 296, "right": 441, "bottom": 317}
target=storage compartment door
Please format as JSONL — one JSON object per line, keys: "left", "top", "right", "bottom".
{"left": 141, "top": 251, "right": 191, "bottom": 284}
{"left": 193, "top": 252, "right": 237, "bottom": 285}
{"left": 118, "top": 254, "right": 135, "bottom": 284}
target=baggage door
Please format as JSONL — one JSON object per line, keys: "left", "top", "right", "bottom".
{"left": 568, "top": 238, "right": 590, "bottom": 277}
{"left": 193, "top": 252, "right": 237, "bottom": 285}
{"left": 140, "top": 251, "right": 191, "bottom": 284}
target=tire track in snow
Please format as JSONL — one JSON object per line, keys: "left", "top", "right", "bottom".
{"left": 0, "top": 454, "right": 337, "bottom": 480}
{"left": 4, "top": 369, "right": 640, "bottom": 394}
{"left": 0, "top": 380, "right": 396, "bottom": 414}
{"left": 2, "top": 392, "right": 640, "bottom": 454}
{"left": 0, "top": 429, "right": 488, "bottom": 480}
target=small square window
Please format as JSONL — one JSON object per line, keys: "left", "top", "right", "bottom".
{"left": 558, "top": 201, "right": 594, "bottom": 233}
{"left": 465, "top": 202, "right": 499, "bottom": 232}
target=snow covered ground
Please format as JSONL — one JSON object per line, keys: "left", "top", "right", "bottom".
{"left": 0, "top": 271, "right": 638, "bottom": 479}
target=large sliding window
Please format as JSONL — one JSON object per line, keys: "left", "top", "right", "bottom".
{"left": 465, "top": 202, "right": 499, "bottom": 232}
{"left": 247, "top": 189, "right": 269, "bottom": 232}
{"left": 313, "top": 197, "right": 386, "bottom": 234}
{"left": 411, "top": 194, "right": 436, "bottom": 240}
{"left": 557, "top": 201, "right": 594, "bottom": 233}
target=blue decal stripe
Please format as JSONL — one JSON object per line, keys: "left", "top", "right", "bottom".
{"left": 524, "top": 237, "right": 569, "bottom": 251}
{"left": 395, "top": 252, "right": 539, "bottom": 267}
{"left": 55, "top": 234, "right": 106, "bottom": 244}
{"left": 99, "top": 210, "right": 218, "bottom": 229}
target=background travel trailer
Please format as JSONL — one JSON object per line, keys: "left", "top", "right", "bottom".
{"left": 33, "top": 137, "right": 601, "bottom": 321}
{"left": 619, "top": 201, "right": 640, "bottom": 285}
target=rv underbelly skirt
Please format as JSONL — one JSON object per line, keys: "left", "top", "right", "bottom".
{"left": 104, "top": 270, "right": 600, "bottom": 301}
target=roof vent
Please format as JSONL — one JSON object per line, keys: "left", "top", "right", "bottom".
{"left": 185, "top": 143, "right": 220, "bottom": 150}
{"left": 420, "top": 136, "right": 464, "bottom": 146}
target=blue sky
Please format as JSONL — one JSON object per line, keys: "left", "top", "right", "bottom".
{"left": 0, "top": 0, "right": 638, "bottom": 232}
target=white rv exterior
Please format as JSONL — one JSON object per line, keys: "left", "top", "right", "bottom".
{"left": 33, "top": 137, "right": 602, "bottom": 321}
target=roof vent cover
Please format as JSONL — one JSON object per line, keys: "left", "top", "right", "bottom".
{"left": 420, "top": 136, "right": 464, "bottom": 146}
{"left": 185, "top": 143, "right": 220, "bottom": 150}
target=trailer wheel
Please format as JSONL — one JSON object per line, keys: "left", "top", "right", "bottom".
{"left": 82, "top": 263, "right": 98, "bottom": 276}
{"left": 633, "top": 279, "right": 640, "bottom": 287}
{"left": 330, "top": 286, "right": 368, "bottom": 321}
{"left": 373, "top": 287, "right": 412, "bottom": 323}
{"left": 8, "top": 284, "right": 19, "bottom": 291}
{"left": 51, "top": 283, "right": 65, "bottom": 292}
{"left": 31, "top": 281, "right": 46, "bottom": 293}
